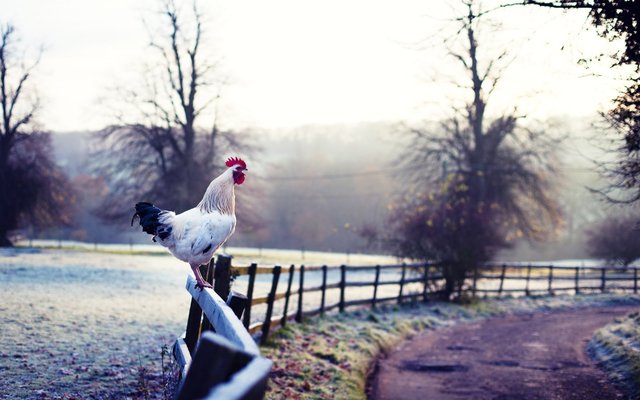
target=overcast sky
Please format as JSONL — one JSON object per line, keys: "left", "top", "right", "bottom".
{"left": 0, "top": 0, "right": 628, "bottom": 133}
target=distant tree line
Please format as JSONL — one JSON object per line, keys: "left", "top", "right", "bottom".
{"left": 0, "top": 24, "right": 74, "bottom": 246}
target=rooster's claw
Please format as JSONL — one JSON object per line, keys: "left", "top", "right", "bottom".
{"left": 195, "top": 281, "right": 213, "bottom": 290}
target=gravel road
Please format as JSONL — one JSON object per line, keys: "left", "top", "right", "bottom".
{"left": 369, "top": 306, "right": 636, "bottom": 400}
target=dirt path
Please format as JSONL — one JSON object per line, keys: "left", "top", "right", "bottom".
{"left": 369, "top": 306, "right": 637, "bottom": 400}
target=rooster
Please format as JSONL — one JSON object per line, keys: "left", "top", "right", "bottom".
{"left": 131, "top": 157, "right": 247, "bottom": 289}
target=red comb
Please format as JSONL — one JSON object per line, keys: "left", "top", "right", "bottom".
{"left": 225, "top": 157, "right": 246, "bottom": 169}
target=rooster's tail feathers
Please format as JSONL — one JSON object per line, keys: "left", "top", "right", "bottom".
{"left": 131, "top": 202, "right": 172, "bottom": 240}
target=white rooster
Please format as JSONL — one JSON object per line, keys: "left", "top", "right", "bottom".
{"left": 131, "top": 157, "right": 247, "bottom": 289}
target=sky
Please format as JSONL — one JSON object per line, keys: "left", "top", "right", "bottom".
{"left": 0, "top": 0, "right": 629, "bottom": 133}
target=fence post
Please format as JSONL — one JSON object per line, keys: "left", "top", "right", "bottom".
{"left": 281, "top": 265, "right": 295, "bottom": 327}
{"left": 295, "top": 265, "right": 305, "bottom": 323}
{"left": 548, "top": 265, "right": 554, "bottom": 295}
{"left": 339, "top": 265, "right": 346, "bottom": 313}
{"left": 320, "top": 265, "right": 327, "bottom": 315}
{"left": 242, "top": 263, "right": 257, "bottom": 329}
{"left": 601, "top": 268, "right": 606, "bottom": 293}
{"left": 373, "top": 265, "right": 381, "bottom": 309}
{"left": 398, "top": 263, "right": 407, "bottom": 304}
{"left": 422, "top": 264, "right": 429, "bottom": 302}
{"left": 214, "top": 255, "right": 232, "bottom": 302}
{"left": 498, "top": 264, "right": 506, "bottom": 296}
{"left": 525, "top": 264, "right": 532, "bottom": 296}
{"left": 226, "top": 291, "right": 248, "bottom": 319}
{"left": 635, "top": 268, "right": 638, "bottom": 294}
{"left": 261, "top": 265, "right": 282, "bottom": 342}
{"left": 200, "top": 260, "right": 216, "bottom": 332}
{"left": 472, "top": 265, "right": 478, "bottom": 298}
{"left": 185, "top": 264, "right": 209, "bottom": 352}
{"left": 185, "top": 295, "right": 204, "bottom": 353}
{"left": 574, "top": 267, "right": 580, "bottom": 295}
{"left": 457, "top": 268, "right": 465, "bottom": 299}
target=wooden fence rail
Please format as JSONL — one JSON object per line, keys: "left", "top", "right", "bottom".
{"left": 227, "top": 260, "right": 640, "bottom": 342}
{"left": 173, "top": 256, "right": 271, "bottom": 400}
{"left": 171, "top": 255, "right": 640, "bottom": 399}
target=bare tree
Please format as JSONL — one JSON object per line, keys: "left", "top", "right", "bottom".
{"left": 0, "top": 24, "right": 74, "bottom": 246}
{"left": 385, "top": 1, "right": 563, "bottom": 298}
{"left": 93, "top": 1, "right": 260, "bottom": 230}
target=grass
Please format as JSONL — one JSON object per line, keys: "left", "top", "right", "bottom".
{"left": 260, "top": 294, "right": 640, "bottom": 400}
{"left": 589, "top": 311, "right": 640, "bottom": 398}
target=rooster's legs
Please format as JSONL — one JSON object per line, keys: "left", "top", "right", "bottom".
{"left": 190, "top": 263, "right": 213, "bottom": 289}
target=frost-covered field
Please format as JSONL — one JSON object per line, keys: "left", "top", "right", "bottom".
{"left": 0, "top": 248, "right": 192, "bottom": 399}
{"left": 589, "top": 311, "right": 640, "bottom": 398}
{"left": 0, "top": 246, "right": 398, "bottom": 399}
{"left": 1, "top": 244, "right": 629, "bottom": 399}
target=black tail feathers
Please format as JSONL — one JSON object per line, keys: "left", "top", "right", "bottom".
{"left": 131, "top": 202, "right": 168, "bottom": 239}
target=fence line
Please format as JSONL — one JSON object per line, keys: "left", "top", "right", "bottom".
{"left": 229, "top": 260, "right": 640, "bottom": 342}
{"left": 171, "top": 256, "right": 640, "bottom": 399}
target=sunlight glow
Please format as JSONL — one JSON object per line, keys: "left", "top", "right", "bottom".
{"left": 0, "top": 0, "right": 627, "bottom": 132}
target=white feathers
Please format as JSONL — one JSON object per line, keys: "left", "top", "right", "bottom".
{"left": 153, "top": 165, "right": 238, "bottom": 266}
{"left": 158, "top": 207, "right": 236, "bottom": 266}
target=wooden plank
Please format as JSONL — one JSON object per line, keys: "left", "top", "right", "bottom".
{"left": 200, "top": 261, "right": 215, "bottom": 333}
{"left": 345, "top": 281, "right": 374, "bottom": 287}
{"left": 281, "top": 265, "right": 295, "bottom": 327}
{"left": 373, "top": 265, "right": 381, "bottom": 309}
{"left": 422, "top": 264, "right": 429, "bottom": 302}
{"left": 525, "top": 264, "right": 532, "bottom": 296}
{"left": 227, "top": 292, "right": 248, "bottom": 320}
{"left": 261, "top": 266, "right": 282, "bottom": 342}
{"left": 376, "top": 263, "right": 428, "bottom": 270}
{"left": 498, "top": 264, "right": 506, "bottom": 295}
{"left": 214, "top": 255, "right": 232, "bottom": 302}
{"left": 248, "top": 322, "right": 262, "bottom": 335}
{"left": 398, "top": 263, "right": 407, "bottom": 304}
{"left": 233, "top": 266, "right": 277, "bottom": 276}
{"left": 186, "top": 275, "right": 259, "bottom": 356}
{"left": 204, "top": 356, "right": 273, "bottom": 400}
{"left": 231, "top": 266, "right": 251, "bottom": 276}
{"left": 251, "top": 292, "right": 288, "bottom": 305}
{"left": 320, "top": 265, "right": 328, "bottom": 315}
{"left": 376, "top": 280, "right": 404, "bottom": 286}
{"left": 305, "top": 282, "right": 341, "bottom": 292}
{"left": 173, "top": 337, "right": 192, "bottom": 390}
{"left": 343, "top": 263, "right": 427, "bottom": 271}
{"left": 323, "top": 302, "right": 341, "bottom": 312}
{"left": 242, "top": 263, "right": 257, "bottom": 329}
{"left": 374, "top": 295, "right": 401, "bottom": 304}
{"left": 184, "top": 297, "right": 203, "bottom": 353}
{"left": 177, "top": 332, "right": 256, "bottom": 400}
{"left": 472, "top": 265, "right": 478, "bottom": 298}
{"left": 339, "top": 265, "right": 346, "bottom": 312}
{"left": 295, "top": 265, "right": 305, "bottom": 323}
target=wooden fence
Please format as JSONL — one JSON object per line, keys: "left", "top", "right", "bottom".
{"left": 173, "top": 256, "right": 271, "bottom": 400}
{"left": 227, "top": 260, "right": 640, "bottom": 342}
{"left": 171, "top": 255, "right": 640, "bottom": 398}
